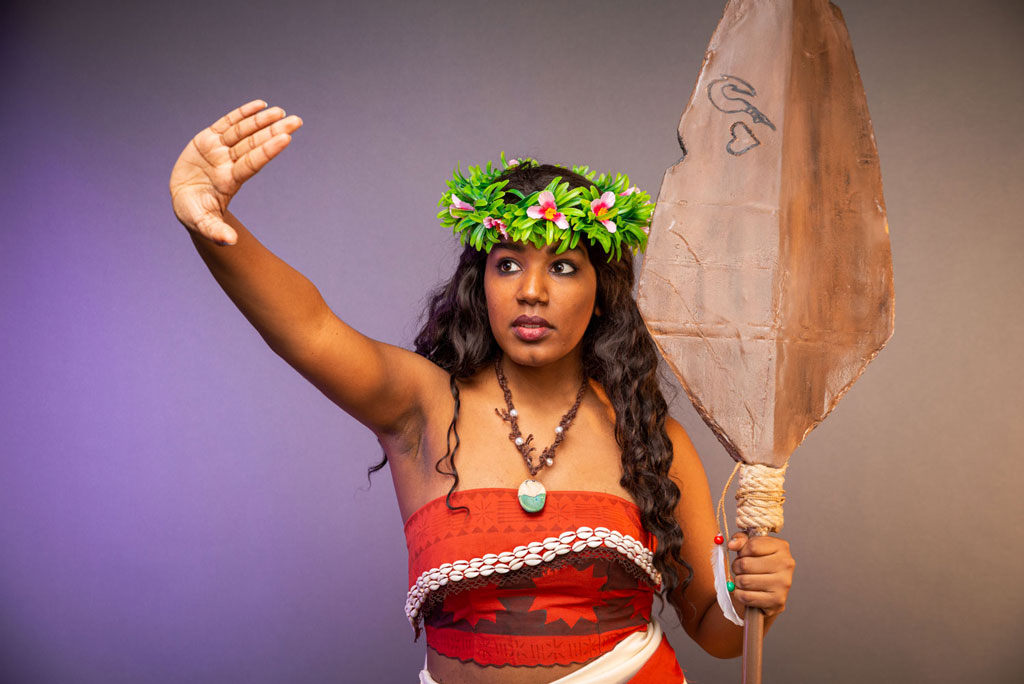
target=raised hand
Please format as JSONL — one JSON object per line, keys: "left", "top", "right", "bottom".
{"left": 169, "top": 100, "right": 303, "bottom": 244}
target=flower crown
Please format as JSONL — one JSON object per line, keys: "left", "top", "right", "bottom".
{"left": 437, "top": 154, "right": 655, "bottom": 260}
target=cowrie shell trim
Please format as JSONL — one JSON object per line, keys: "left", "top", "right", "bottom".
{"left": 405, "top": 526, "right": 660, "bottom": 628}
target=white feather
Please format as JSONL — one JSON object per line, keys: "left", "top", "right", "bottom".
{"left": 712, "top": 543, "right": 744, "bottom": 626}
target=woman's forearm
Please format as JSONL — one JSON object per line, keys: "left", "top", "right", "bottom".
{"left": 693, "top": 599, "right": 779, "bottom": 659}
{"left": 190, "top": 210, "right": 330, "bottom": 361}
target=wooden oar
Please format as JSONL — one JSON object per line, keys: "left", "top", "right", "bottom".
{"left": 637, "top": 1, "right": 894, "bottom": 680}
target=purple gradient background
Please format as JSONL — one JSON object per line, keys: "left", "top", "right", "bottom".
{"left": 2, "top": 0, "right": 1022, "bottom": 682}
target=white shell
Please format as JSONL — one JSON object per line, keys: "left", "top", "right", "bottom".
{"left": 517, "top": 480, "right": 545, "bottom": 497}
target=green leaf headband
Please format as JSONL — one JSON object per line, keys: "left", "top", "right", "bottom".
{"left": 437, "top": 154, "right": 655, "bottom": 260}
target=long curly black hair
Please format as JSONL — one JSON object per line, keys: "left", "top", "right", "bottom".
{"left": 372, "top": 161, "right": 692, "bottom": 601}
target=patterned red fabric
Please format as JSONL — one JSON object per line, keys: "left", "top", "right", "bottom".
{"left": 404, "top": 488, "right": 668, "bottom": 667}
{"left": 628, "top": 635, "right": 687, "bottom": 683}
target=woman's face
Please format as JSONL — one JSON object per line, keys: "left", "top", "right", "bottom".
{"left": 484, "top": 242, "right": 598, "bottom": 369}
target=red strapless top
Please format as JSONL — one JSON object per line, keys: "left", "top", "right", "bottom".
{"left": 403, "top": 488, "right": 663, "bottom": 667}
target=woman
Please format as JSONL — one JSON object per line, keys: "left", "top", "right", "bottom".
{"left": 169, "top": 100, "right": 795, "bottom": 683}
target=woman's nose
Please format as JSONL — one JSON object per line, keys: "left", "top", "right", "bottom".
{"left": 517, "top": 268, "right": 548, "bottom": 304}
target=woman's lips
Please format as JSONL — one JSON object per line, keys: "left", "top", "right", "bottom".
{"left": 512, "top": 315, "right": 552, "bottom": 342}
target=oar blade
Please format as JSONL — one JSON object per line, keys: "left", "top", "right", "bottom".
{"left": 637, "top": 0, "right": 894, "bottom": 467}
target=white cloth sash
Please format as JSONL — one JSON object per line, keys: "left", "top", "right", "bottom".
{"left": 418, "top": 621, "right": 678, "bottom": 684}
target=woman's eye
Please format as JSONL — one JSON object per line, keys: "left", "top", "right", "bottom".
{"left": 551, "top": 261, "right": 578, "bottom": 275}
{"left": 497, "top": 259, "right": 521, "bottom": 273}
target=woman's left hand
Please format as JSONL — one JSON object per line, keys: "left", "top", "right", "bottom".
{"left": 728, "top": 533, "right": 795, "bottom": 618}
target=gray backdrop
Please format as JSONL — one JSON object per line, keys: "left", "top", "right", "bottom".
{"left": 2, "top": 0, "right": 1022, "bottom": 681}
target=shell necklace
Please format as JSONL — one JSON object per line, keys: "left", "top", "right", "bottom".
{"left": 494, "top": 355, "right": 588, "bottom": 513}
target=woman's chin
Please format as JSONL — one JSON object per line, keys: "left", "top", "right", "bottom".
{"left": 498, "top": 340, "right": 582, "bottom": 370}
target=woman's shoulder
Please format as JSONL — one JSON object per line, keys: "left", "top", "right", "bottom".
{"left": 664, "top": 417, "right": 707, "bottom": 483}
{"left": 664, "top": 415, "right": 693, "bottom": 446}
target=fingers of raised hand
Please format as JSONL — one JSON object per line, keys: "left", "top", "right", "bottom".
{"left": 218, "top": 106, "right": 286, "bottom": 149}
{"left": 229, "top": 114, "right": 303, "bottom": 161}
{"left": 209, "top": 99, "right": 269, "bottom": 138}
{"left": 232, "top": 132, "right": 292, "bottom": 185}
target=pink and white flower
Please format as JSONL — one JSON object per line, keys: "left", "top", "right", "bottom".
{"left": 590, "top": 191, "right": 617, "bottom": 233}
{"left": 449, "top": 194, "right": 474, "bottom": 217}
{"left": 620, "top": 186, "right": 639, "bottom": 196}
{"left": 484, "top": 216, "right": 508, "bottom": 239}
{"left": 526, "top": 191, "right": 569, "bottom": 231}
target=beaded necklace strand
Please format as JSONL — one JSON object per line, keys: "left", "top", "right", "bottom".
{"left": 494, "top": 355, "right": 588, "bottom": 512}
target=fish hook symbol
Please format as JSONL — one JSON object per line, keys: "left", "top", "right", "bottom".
{"left": 707, "top": 74, "right": 776, "bottom": 131}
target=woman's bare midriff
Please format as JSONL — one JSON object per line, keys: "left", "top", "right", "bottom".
{"left": 425, "top": 650, "right": 591, "bottom": 684}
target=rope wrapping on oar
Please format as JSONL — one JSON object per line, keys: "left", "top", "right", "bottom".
{"left": 736, "top": 463, "right": 788, "bottom": 534}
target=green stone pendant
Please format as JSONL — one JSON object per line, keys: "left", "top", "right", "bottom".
{"left": 517, "top": 479, "right": 546, "bottom": 513}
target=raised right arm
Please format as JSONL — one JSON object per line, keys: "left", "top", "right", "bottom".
{"left": 171, "top": 101, "right": 448, "bottom": 444}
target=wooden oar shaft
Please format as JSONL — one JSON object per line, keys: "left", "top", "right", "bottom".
{"left": 742, "top": 526, "right": 767, "bottom": 683}
{"left": 742, "top": 605, "right": 765, "bottom": 684}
